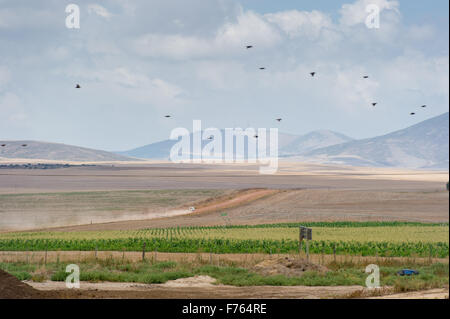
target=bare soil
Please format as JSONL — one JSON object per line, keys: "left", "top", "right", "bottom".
{"left": 0, "top": 162, "right": 446, "bottom": 195}
{"left": 0, "top": 269, "right": 47, "bottom": 299}
{"left": 47, "top": 188, "right": 449, "bottom": 232}
{"left": 253, "top": 257, "right": 328, "bottom": 277}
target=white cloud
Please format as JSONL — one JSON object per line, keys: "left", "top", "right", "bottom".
{"left": 133, "top": 10, "right": 281, "bottom": 59}
{"left": 63, "top": 67, "right": 184, "bottom": 107}
{"left": 87, "top": 4, "right": 113, "bottom": 19}
{"left": 265, "top": 10, "right": 333, "bottom": 39}
{"left": 133, "top": 34, "right": 213, "bottom": 59}
{"left": 215, "top": 10, "right": 281, "bottom": 48}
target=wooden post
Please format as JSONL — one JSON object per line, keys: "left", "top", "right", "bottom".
{"left": 154, "top": 248, "right": 157, "bottom": 262}
{"left": 95, "top": 245, "right": 98, "bottom": 261}
{"left": 44, "top": 242, "right": 48, "bottom": 265}
{"left": 429, "top": 245, "right": 432, "bottom": 264}
{"left": 142, "top": 242, "right": 146, "bottom": 261}
{"left": 306, "top": 240, "right": 310, "bottom": 262}
{"left": 333, "top": 243, "right": 336, "bottom": 263}
{"left": 209, "top": 252, "right": 213, "bottom": 264}
{"left": 299, "top": 226, "right": 303, "bottom": 255}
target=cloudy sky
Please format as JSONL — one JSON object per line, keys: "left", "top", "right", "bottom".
{"left": 0, "top": 0, "right": 448, "bottom": 151}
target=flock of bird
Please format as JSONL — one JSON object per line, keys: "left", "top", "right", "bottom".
{"left": 68, "top": 44, "right": 428, "bottom": 140}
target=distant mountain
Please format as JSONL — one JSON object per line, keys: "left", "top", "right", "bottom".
{"left": 0, "top": 141, "right": 134, "bottom": 162}
{"left": 119, "top": 130, "right": 349, "bottom": 160}
{"left": 120, "top": 131, "right": 300, "bottom": 160}
{"left": 279, "top": 130, "right": 354, "bottom": 156}
{"left": 297, "top": 113, "right": 449, "bottom": 169}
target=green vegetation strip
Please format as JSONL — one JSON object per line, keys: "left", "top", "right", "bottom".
{"left": 0, "top": 238, "right": 448, "bottom": 257}
{"left": 0, "top": 260, "right": 448, "bottom": 289}
{"left": 1, "top": 223, "right": 448, "bottom": 257}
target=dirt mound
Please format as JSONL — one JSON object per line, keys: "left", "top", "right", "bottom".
{"left": 0, "top": 269, "right": 44, "bottom": 299}
{"left": 161, "top": 276, "right": 217, "bottom": 288}
{"left": 253, "top": 257, "right": 328, "bottom": 277}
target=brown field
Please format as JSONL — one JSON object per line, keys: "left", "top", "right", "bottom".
{"left": 0, "top": 162, "right": 448, "bottom": 231}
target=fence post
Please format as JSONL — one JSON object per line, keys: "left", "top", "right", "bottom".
{"left": 321, "top": 245, "right": 324, "bottom": 265}
{"left": 429, "top": 245, "right": 432, "bottom": 264}
{"left": 298, "top": 226, "right": 303, "bottom": 255}
{"left": 306, "top": 240, "right": 310, "bottom": 262}
{"left": 95, "top": 245, "right": 98, "bottom": 261}
{"left": 155, "top": 247, "right": 157, "bottom": 262}
{"left": 333, "top": 243, "right": 336, "bottom": 263}
{"left": 44, "top": 242, "right": 48, "bottom": 266}
{"left": 142, "top": 242, "right": 146, "bottom": 262}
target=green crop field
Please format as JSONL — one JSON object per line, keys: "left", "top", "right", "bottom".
{"left": 0, "top": 222, "right": 448, "bottom": 257}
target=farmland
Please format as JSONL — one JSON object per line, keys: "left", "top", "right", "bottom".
{"left": 0, "top": 164, "right": 448, "bottom": 298}
{"left": 1, "top": 222, "right": 448, "bottom": 257}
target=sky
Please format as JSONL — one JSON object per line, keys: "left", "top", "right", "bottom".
{"left": 0, "top": 0, "right": 448, "bottom": 151}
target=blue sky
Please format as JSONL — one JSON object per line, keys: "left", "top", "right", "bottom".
{"left": 0, "top": 0, "right": 448, "bottom": 151}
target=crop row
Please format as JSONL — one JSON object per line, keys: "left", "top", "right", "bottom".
{"left": 0, "top": 238, "right": 448, "bottom": 258}
{"left": 143, "top": 221, "right": 449, "bottom": 230}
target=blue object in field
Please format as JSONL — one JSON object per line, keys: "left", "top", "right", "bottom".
{"left": 397, "top": 269, "right": 419, "bottom": 276}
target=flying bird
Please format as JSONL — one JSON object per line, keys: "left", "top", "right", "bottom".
{"left": 21, "top": 144, "right": 27, "bottom": 147}
{"left": 75, "top": 84, "right": 81, "bottom": 89}
{"left": 310, "top": 72, "right": 316, "bottom": 77}
{"left": 1, "top": 144, "right": 5, "bottom": 147}
{"left": 259, "top": 67, "right": 266, "bottom": 70}
{"left": 246, "top": 45, "right": 253, "bottom": 49}
{"left": 207, "top": 136, "right": 214, "bottom": 140}
{"left": 164, "top": 115, "right": 171, "bottom": 118}
{"left": 372, "top": 103, "right": 377, "bottom": 107}
{"left": 421, "top": 105, "right": 427, "bottom": 108}
{"left": 254, "top": 135, "right": 259, "bottom": 139}
{"left": 276, "top": 118, "right": 282, "bottom": 122}
{"left": 363, "top": 76, "right": 369, "bottom": 79}
{"left": 410, "top": 112, "right": 416, "bottom": 115}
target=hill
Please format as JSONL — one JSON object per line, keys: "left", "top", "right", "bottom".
{"left": 0, "top": 140, "right": 134, "bottom": 162}
{"left": 299, "top": 113, "right": 449, "bottom": 169}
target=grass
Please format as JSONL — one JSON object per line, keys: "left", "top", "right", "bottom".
{"left": 0, "top": 258, "right": 447, "bottom": 290}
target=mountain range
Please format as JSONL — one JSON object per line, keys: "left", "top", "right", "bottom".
{"left": 1, "top": 113, "right": 448, "bottom": 169}
{"left": 298, "top": 112, "right": 449, "bottom": 169}
{"left": 119, "top": 112, "right": 449, "bottom": 169}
